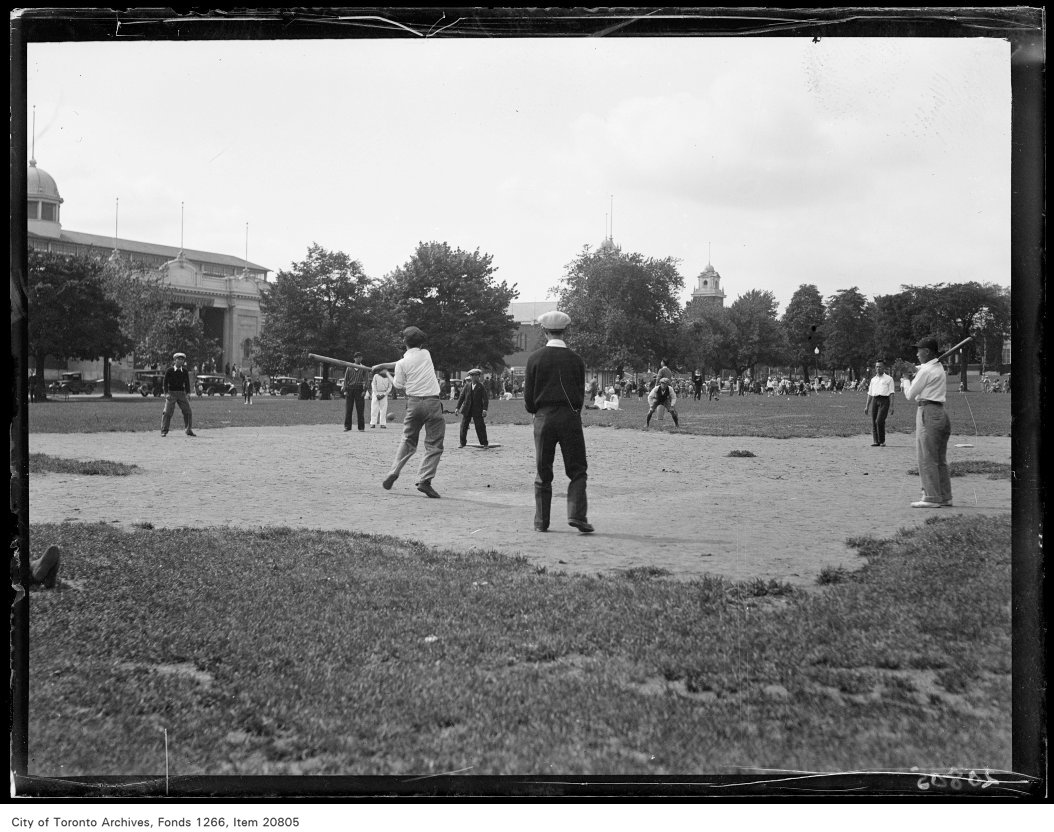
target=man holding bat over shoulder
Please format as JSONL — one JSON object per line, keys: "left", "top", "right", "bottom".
{"left": 371, "top": 326, "right": 446, "bottom": 498}
{"left": 901, "top": 336, "right": 952, "bottom": 508}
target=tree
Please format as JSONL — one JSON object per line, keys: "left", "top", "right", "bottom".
{"left": 552, "top": 245, "right": 684, "bottom": 371}
{"left": 28, "top": 251, "right": 129, "bottom": 400}
{"left": 781, "top": 284, "right": 826, "bottom": 382}
{"left": 381, "top": 241, "right": 518, "bottom": 375}
{"left": 101, "top": 257, "right": 173, "bottom": 394}
{"left": 871, "top": 289, "right": 919, "bottom": 367}
{"left": 909, "top": 282, "right": 1010, "bottom": 390}
{"left": 255, "top": 243, "right": 382, "bottom": 376}
{"left": 138, "top": 307, "right": 219, "bottom": 370}
{"left": 822, "top": 287, "right": 875, "bottom": 380}
{"left": 726, "top": 289, "right": 789, "bottom": 376}
{"left": 679, "top": 306, "right": 738, "bottom": 377}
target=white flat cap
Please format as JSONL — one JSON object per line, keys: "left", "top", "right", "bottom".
{"left": 173, "top": 352, "right": 187, "bottom": 359}
{"left": 468, "top": 368, "right": 482, "bottom": 375}
{"left": 537, "top": 310, "right": 571, "bottom": 329}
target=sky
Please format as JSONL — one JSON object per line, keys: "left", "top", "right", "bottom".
{"left": 24, "top": 35, "right": 1011, "bottom": 311}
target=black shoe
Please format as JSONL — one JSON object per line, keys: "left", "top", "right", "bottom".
{"left": 416, "top": 481, "right": 441, "bottom": 499}
{"left": 871, "top": 443, "right": 880, "bottom": 446}
{"left": 161, "top": 431, "right": 168, "bottom": 437}
{"left": 382, "top": 474, "right": 398, "bottom": 490}
{"left": 186, "top": 431, "right": 196, "bottom": 437}
{"left": 534, "top": 525, "right": 549, "bottom": 532}
{"left": 568, "top": 519, "right": 594, "bottom": 534}
{"left": 459, "top": 444, "right": 466, "bottom": 448}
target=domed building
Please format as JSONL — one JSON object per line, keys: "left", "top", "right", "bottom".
{"left": 685, "top": 261, "right": 727, "bottom": 320}
{"left": 27, "top": 157, "right": 270, "bottom": 383}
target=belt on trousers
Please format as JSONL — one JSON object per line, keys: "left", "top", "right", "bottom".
{"left": 407, "top": 395, "right": 440, "bottom": 401}
{"left": 918, "top": 400, "right": 943, "bottom": 406}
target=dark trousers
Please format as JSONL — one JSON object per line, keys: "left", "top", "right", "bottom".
{"left": 344, "top": 385, "right": 365, "bottom": 430}
{"left": 532, "top": 405, "right": 588, "bottom": 529}
{"left": 459, "top": 413, "right": 488, "bottom": 447}
{"left": 871, "top": 396, "right": 891, "bottom": 445}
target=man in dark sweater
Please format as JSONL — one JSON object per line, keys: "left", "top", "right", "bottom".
{"left": 161, "top": 352, "right": 196, "bottom": 437}
{"left": 455, "top": 368, "right": 489, "bottom": 448}
{"left": 523, "top": 310, "right": 592, "bottom": 534}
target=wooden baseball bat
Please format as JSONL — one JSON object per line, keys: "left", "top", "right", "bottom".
{"left": 307, "top": 353, "right": 372, "bottom": 372}
{"left": 937, "top": 336, "right": 973, "bottom": 363}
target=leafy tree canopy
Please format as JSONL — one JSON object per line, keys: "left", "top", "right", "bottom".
{"left": 726, "top": 289, "right": 789, "bottom": 374}
{"left": 101, "top": 257, "right": 172, "bottom": 369}
{"left": 822, "top": 287, "right": 875, "bottom": 379}
{"left": 679, "top": 307, "right": 738, "bottom": 377}
{"left": 381, "top": 241, "right": 518, "bottom": 375}
{"left": 255, "top": 243, "right": 379, "bottom": 375}
{"left": 138, "top": 307, "right": 219, "bottom": 370}
{"left": 781, "top": 284, "right": 826, "bottom": 380}
{"left": 552, "top": 246, "right": 684, "bottom": 371}
{"left": 28, "top": 250, "right": 129, "bottom": 378}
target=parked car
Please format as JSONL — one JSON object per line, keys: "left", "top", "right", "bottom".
{"left": 269, "top": 376, "right": 300, "bottom": 396}
{"left": 48, "top": 372, "right": 99, "bottom": 395}
{"left": 128, "top": 369, "right": 164, "bottom": 397}
{"left": 195, "top": 373, "right": 238, "bottom": 396}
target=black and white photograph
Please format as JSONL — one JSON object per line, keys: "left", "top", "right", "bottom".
{"left": 10, "top": 7, "right": 1044, "bottom": 811}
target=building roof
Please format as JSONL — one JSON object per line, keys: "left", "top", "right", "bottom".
{"left": 508, "top": 300, "right": 559, "bottom": 324}
{"left": 32, "top": 228, "right": 269, "bottom": 272}
{"left": 28, "top": 161, "right": 61, "bottom": 200}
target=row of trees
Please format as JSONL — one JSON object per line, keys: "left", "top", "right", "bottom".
{"left": 253, "top": 242, "right": 518, "bottom": 380}
{"left": 553, "top": 245, "right": 1010, "bottom": 391}
{"left": 26, "top": 239, "right": 1011, "bottom": 400}
{"left": 28, "top": 250, "right": 219, "bottom": 399}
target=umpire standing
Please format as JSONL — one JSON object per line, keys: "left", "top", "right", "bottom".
{"left": 523, "top": 310, "right": 593, "bottom": 534}
{"left": 343, "top": 351, "right": 369, "bottom": 432}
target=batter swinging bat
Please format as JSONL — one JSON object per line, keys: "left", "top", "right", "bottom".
{"left": 308, "top": 353, "right": 372, "bottom": 372}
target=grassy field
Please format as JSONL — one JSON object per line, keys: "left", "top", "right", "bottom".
{"left": 27, "top": 385, "right": 1012, "bottom": 437}
{"left": 20, "top": 380, "right": 1015, "bottom": 786}
{"left": 27, "top": 513, "right": 1010, "bottom": 778}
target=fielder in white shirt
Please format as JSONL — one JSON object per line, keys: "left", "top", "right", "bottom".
{"left": 864, "top": 360, "right": 896, "bottom": 446}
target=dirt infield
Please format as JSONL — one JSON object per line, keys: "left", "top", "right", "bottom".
{"left": 28, "top": 424, "right": 1011, "bottom": 586}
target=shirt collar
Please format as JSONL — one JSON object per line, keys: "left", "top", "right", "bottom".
{"left": 546, "top": 338, "right": 567, "bottom": 348}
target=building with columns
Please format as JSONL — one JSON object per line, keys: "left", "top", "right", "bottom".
{"left": 27, "top": 157, "right": 270, "bottom": 382}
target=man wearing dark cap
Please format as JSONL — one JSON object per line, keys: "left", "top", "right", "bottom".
{"left": 901, "top": 337, "right": 952, "bottom": 508}
{"left": 161, "top": 352, "right": 196, "bottom": 437}
{"left": 523, "top": 310, "right": 592, "bottom": 533}
{"left": 343, "top": 351, "right": 369, "bottom": 432}
{"left": 372, "top": 326, "right": 445, "bottom": 498}
{"left": 455, "top": 368, "right": 489, "bottom": 448}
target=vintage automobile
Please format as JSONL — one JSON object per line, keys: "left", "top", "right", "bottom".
{"left": 48, "top": 372, "right": 99, "bottom": 395}
{"left": 195, "top": 373, "right": 238, "bottom": 396}
{"left": 269, "top": 376, "right": 300, "bottom": 396}
{"left": 128, "top": 369, "right": 164, "bottom": 397}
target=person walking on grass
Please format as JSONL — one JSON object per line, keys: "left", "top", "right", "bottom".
{"left": 455, "top": 368, "right": 490, "bottom": 448}
{"left": 646, "top": 376, "right": 680, "bottom": 429}
{"left": 373, "top": 327, "right": 445, "bottom": 499}
{"left": 901, "top": 337, "right": 952, "bottom": 508}
{"left": 242, "top": 374, "right": 254, "bottom": 405}
{"left": 523, "top": 310, "right": 593, "bottom": 534}
{"left": 161, "top": 352, "right": 196, "bottom": 437}
{"left": 864, "top": 360, "right": 895, "bottom": 447}
{"left": 370, "top": 368, "right": 393, "bottom": 428}
{"left": 343, "top": 351, "right": 369, "bottom": 432}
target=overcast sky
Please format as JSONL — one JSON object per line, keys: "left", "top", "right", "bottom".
{"left": 25, "top": 35, "right": 1011, "bottom": 311}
